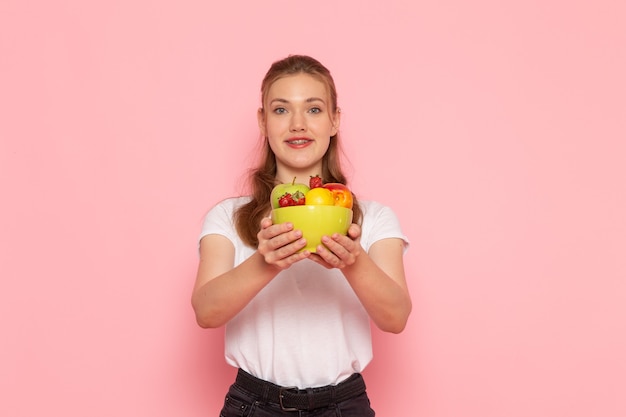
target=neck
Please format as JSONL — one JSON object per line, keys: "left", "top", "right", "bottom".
{"left": 275, "top": 167, "right": 323, "bottom": 186}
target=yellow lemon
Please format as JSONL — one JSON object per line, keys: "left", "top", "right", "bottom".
{"left": 305, "top": 187, "right": 334, "bottom": 205}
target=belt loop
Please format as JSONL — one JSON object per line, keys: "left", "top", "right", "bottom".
{"left": 329, "top": 385, "right": 336, "bottom": 404}
{"left": 261, "top": 384, "right": 270, "bottom": 403}
{"left": 306, "top": 388, "right": 315, "bottom": 410}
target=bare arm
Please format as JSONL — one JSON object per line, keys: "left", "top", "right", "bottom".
{"left": 191, "top": 218, "right": 310, "bottom": 328}
{"left": 311, "top": 224, "right": 412, "bottom": 333}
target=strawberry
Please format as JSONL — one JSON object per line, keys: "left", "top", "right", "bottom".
{"left": 292, "top": 190, "right": 306, "bottom": 205}
{"left": 278, "top": 193, "right": 294, "bottom": 207}
{"left": 278, "top": 190, "right": 306, "bottom": 207}
{"left": 309, "top": 175, "right": 324, "bottom": 189}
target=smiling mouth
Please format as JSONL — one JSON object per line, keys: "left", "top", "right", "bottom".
{"left": 286, "top": 138, "right": 312, "bottom": 145}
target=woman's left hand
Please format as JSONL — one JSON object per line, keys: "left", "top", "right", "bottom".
{"left": 309, "top": 223, "right": 363, "bottom": 269}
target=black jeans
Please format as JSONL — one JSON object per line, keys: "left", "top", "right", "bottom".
{"left": 219, "top": 376, "right": 376, "bottom": 417}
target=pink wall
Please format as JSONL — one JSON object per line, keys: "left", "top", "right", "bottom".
{"left": 1, "top": 1, "right": 625, "bottom": 416}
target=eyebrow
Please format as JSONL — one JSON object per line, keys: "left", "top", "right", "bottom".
{"left": 269, "top": 97, "right": 326, "bottom": 105}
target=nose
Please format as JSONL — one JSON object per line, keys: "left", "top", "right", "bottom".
{"left": 289, "top": 112, "right": 306, "bottom": 132}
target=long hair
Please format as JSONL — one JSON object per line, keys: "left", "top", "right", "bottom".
{"left": 234, "top": 55, "right": 362, "bottom": 247}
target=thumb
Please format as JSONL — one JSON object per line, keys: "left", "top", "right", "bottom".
{"left": 260, "top": 217, "right": 273, "bottom": 229}
{"left": 348, "top": 223, "right": 361, "bottom": 239}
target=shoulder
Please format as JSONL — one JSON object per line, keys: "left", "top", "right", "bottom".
{"left": 202, "top": 196, "right": 253, "bottom": 220}
{"left": 357, "top": 200, "right": 409, "bottom": 251}
{"left": 210, "top": 196, "right": 253, "bottom": 213}
{"left": 359, "top": 200, "right": 398, "bottom": 220}
{"left": 199, "top": 196, "right": 252, "bottom": 238}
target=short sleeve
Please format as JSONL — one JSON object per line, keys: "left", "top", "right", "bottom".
{"left": 198, "top": 198, "right": 242, "bottom": 247}
{"left": 359, "top": 201, "right": 409, "bottom": 252}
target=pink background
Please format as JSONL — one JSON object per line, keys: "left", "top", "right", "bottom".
{"left": 1, "top": 1, "right": 625, "bottom": 416}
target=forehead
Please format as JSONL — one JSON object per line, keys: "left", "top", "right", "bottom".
{"left": 265, "top": 73, "right": 329, "bottom": 101}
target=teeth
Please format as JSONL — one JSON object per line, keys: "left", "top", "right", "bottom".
{"left": 289, "top": 140, "right": 308, "bottom": 145}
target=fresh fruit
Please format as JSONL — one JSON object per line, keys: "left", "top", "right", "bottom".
{"left": 304, "top": 187, "right": 335, "bottom": 205}
{"left": 309, "top": 174, "right": 324, "bottom": 189}
{"left": 271, "top": 178, "right": 310, "bottom": 208}
{"left": 278, "top": 192, "right": 306, "bottom": 207}
{"left": 322, "top": 183, "right": 353, "bottom": 209}
{"left": 270, "top": 177, "right": 354, "bottom": 209}
{"left": 278, "top": 194, "right": 292, "bottom": 207}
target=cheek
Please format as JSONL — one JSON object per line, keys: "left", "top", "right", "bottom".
{"left": 263, "top": 117, "right": 284, "bottom": 136}
{"left": 266, "top": 136, "right": 282, "bottom": 154}
{"left": 318, "top": 137, "right": 331, "bottom": 154}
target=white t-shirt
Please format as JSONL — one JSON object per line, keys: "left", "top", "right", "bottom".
{"left": 199, "top": 197, "right": 408, "bottom": 388}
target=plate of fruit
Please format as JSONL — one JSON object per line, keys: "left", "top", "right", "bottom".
{"left": 271, "top": 175, "right": 353, "bottom": 253}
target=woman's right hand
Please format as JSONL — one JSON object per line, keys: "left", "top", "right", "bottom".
{"left": 257, "top": 217, "right": 310, "bottom": 269}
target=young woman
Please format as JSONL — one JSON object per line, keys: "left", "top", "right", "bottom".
{"left": 192, "top": 55, "right": 412, "bottom": 416}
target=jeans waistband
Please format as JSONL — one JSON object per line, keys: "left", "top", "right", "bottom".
{"left": 234, "top": 369, "right": 367, "bottom": 411}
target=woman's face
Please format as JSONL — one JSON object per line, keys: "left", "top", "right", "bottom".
{"left": 258, "top": 73, "right": 340, "bottom": 183}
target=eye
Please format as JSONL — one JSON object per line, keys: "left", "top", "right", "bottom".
{"left": 273, "top": 107, "right": 287, "bottom": 114}
{"left": 309, "top": 107, "right": 321, "bottom": 114}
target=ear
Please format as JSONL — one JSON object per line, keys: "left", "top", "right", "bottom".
{"left": 331, "top": 107, "right": 341, "bottom": 136}
{"left": 257, "top": 107, "right": 266, "bottom": 136}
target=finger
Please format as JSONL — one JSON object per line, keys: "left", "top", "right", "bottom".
{"left": 260, "top": 217, "right": 273, "bottom": 229}
{"left": 321, "top": 235, "right": 359, "bottom": 267}
{"left": 347, "top": 223, "right": 361, "bottom": 239}
{"left": 268, "top": 240, "right": 309, "bottom": 267}
{"left": 270, "top": 230, "right": 303, "bottom": 252}
{"left": 307, "top": 253, "right": 333, "bottom": 269}
{"left": 260, "top": 222, "right": 294, "bottom": 241}
{"left": 316, "top": 239, "right": 345, "bottom": 267}
{"left": 327, "top": 234, "right": 353, "bottom": 254}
